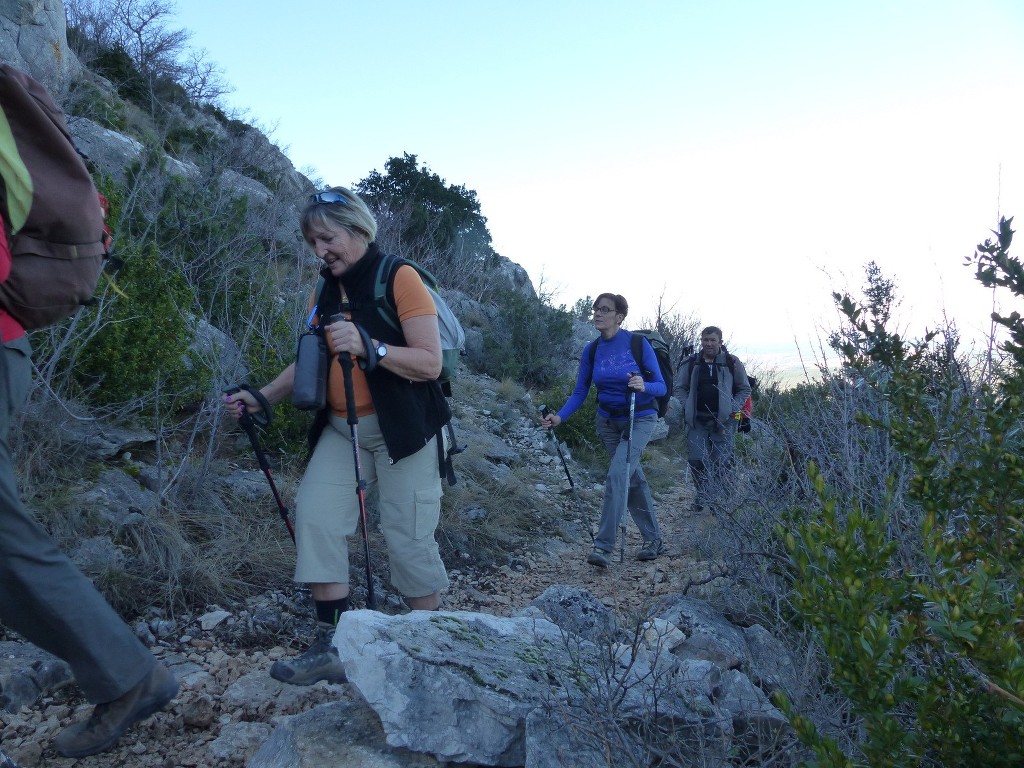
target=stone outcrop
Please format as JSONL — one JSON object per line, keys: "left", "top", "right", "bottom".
{"left": 0, "top": 585, "right": 799, "bottom": 766}
{"left": 0, "top": 643, "right": 72, "bottom": 715}
{"left": 316, "top": 587, "right": 794, "bottom": 767}
{"left": 0, "top": 0, "right": 78, "bottom": 93}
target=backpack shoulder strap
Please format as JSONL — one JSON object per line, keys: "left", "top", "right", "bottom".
{"left": 436, "top": 427, "right": 456, "bottom": 485}
{"left": 372, "top": 252, "right": 403, "bottom": 333}
{"left": 313, "top": 274, "right": 342, "bottom": 325}
{"left": 585, "top": 339, "right": 599, "bottom": 385}
{"left": 374, "top": 253, "right": 441, "bottom": 334}
{"left": 726, "top": 353, "right": 747, "bottom": 394}
{"left": 680, "top": 353, "right": 698, "bottom": 381}
{"left": 629, "top": 333, "right": 650, "bottom": 376}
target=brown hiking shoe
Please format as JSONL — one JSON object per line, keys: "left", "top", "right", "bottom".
{"left": 55, "top": 663, "right": 178, "bottom": 758}
{"left": 269, "top": 623, "right": 346, "bottom": 686}
{"left": 637, "top": 539, "right": 664, "bottom": 561}
{"left": 586, "top": 548, "right": 611, "bottom": 568}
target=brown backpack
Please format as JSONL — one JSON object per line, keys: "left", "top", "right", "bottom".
{"left": 0, "top": 65, "right": 109, "bottom": 329}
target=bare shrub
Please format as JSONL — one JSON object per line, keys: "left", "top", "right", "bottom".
{"left": 635, "top": 290, "right": 701, "bottom": 366}
{"left": 538, "top": 602, "right": 798, "bottom": 767}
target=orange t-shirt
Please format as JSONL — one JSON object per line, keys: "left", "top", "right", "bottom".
{"left": 308, "top": 264, "right": 436, "bottom": 417}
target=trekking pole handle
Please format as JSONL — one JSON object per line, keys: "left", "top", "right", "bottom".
{"left": 331, "top": 315, "right": 360, "bottom": 426}
{"left": 223, "top": 383, "right": 272, "bottom": 427}
{"left": 539, "top": 404, "right": 559, "bottom": 429}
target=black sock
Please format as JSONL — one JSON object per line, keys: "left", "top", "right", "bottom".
{"left": 315, "top": 598, "right": 349, "bottom": 626}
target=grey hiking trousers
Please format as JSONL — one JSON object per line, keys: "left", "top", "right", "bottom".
{"left": 594, "top": 413, "right": 661, "bottom": 553}
{"left": 686, "top": 415, "right": 737, "bottom": 505}
{"left": 0, "top": 335, "right": 156, "bottom": 703}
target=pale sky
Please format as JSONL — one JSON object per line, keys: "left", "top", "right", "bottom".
{"left": 172, "top": 0, "right": 1024, "bottom": 383}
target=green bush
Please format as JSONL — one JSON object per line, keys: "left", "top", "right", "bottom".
{"left": 68, "top": 78, "right": 128, "bottom": 132}
{"left": 780, "top": 217, "right": 1024, "bottom": 766}
{"left": 538, "top": 377, "right": 601, "bottom": 462}
{"left": 75, "top": 241, "right": 203, "bottom": 409}
{"left": 482, "top": 290, "right": 576, "bottom": 389}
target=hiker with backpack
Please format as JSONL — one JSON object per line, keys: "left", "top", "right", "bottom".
{"left": 0, "top": 66, "right": 179, "bottom": 758}
{"left": 224, "top": 186, "right": 451, "bottom": 685}
{"left": 540, "top": 293, "right": 666, "bottom": 567}
{"left": 674, "top": 326, "right": 752, "bottom": 512}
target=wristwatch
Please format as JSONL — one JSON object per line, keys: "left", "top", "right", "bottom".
{"left": 375, "top": 341, "right": 387, "bottom": 360}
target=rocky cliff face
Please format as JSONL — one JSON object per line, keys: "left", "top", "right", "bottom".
{"left": 0, "top": 0, "right": 78, "bottom": 93}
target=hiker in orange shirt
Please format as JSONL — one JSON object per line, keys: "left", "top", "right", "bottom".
{"left": 225, "top": 187, "right": 451, "bottom": 686}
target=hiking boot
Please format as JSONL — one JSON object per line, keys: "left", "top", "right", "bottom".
{"left": 54, "top": 663, "right": 178, "bottom": 758}
{"left": 270, "top": 623, "right": 346, "bottom": 686}
{"left": 637, "top": 539, "right": 664, "bottom": 561}
{"left": 586, "top": 548, "right": 611, "bottom": 568}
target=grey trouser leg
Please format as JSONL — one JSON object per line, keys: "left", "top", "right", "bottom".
{"left": 0, "top": 337, "right": 154, "bottom": 703}
{"left": 686, "top": 419, "right": 736, "bottom": 503}
{"left": 594, "top": 414, "right": 660, "bottom": 552}
{"left": 688, "top": 459, "right": 709, "bottom": 502}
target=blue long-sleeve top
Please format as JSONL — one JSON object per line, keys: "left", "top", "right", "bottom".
{"left": 558, "top": 329, "right": 667, "bottom": 421}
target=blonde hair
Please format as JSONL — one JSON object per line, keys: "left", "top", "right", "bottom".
{"left": 300, "top": 186, "right": 378, "bottom": 245}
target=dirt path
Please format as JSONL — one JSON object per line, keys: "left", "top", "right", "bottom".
{"left": 444, "top": 481, "right": 712, "bottom": 621}
{"left": 2, "top": 459, "right": 710, "bottom": 767}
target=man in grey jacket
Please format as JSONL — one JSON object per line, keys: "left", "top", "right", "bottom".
{"left": 674, "top": 326, "right": 751, "bottom": 511}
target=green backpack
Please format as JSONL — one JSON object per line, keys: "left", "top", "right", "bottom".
{"left": 370, "top": 254, "right": 465, "bottom": 397}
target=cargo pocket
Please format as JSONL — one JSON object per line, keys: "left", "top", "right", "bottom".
{"left": 413, "top": 486, "right": 442, "bottom": 540}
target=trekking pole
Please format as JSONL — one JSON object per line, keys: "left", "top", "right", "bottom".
{"left": 620, "top": 377, "right": 637, "bottom": 564}
{"left": 224, "top": 384, "right": 295, "bottom": 543}
{"left": 540, "top": 405, "right": 593, "bottom": 542}
{"left": 334, "top": 331, "right": 377, "bottom": 611}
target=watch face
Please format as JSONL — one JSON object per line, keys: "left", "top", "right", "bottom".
{"left": 376, "top": 343, "right": 387, "bottom": 358}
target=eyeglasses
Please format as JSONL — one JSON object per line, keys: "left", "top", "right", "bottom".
{"left": 309, "top": 191, "right": 349, "bottom": 206}
{"left": 592, "top": 306, "right": 617, "bottom": 315}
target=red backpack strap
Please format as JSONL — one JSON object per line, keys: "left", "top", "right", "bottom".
{"left": 98, "top": 193, "right": 113, "bottom": 252}
{"left": 0, "top": 210, "right": 9, "bottom": 280}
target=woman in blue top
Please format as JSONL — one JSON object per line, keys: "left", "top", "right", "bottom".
{"left": 541, "top": 293, "right": 666, "bottom": 567}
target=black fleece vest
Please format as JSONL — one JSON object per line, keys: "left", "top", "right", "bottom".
{"left": 311, "top": 244, "right": 451, "bottom": 465}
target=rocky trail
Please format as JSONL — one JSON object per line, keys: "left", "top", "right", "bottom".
{"left": 0, "top": 423, "right": 714, "bottom": 767}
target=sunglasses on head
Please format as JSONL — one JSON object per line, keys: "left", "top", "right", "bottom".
{"left": 309, "top": 191, "right": 349, "bottom": 206}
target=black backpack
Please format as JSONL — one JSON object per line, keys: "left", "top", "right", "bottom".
{"left": 587, "top": 330, "right": 674, "bottom": 418}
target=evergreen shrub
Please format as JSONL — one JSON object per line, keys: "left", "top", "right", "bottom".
{"left": 780, "top": 218, "right": 1024, "bottom": 766}
{"left": 482, "top": 289, "right": 575, "bottom": 389}
{"left": 74, "top": 241, "right": 202, "bottom": 409}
